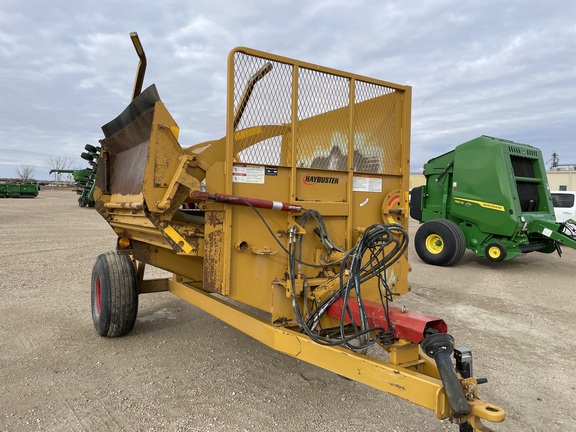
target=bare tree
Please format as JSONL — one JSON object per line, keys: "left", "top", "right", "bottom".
{"left": 46, "top": 156, "right": 74, "bottom": 184}
{"left": 16, "top": 165, "right": 37, "bottom": 183}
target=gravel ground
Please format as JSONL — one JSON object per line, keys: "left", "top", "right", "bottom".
{"left": 1, "top": 189, "right": 575, "bottom": 431}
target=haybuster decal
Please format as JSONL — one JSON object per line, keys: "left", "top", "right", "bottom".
{"left": 302, "top": 175, "right": 339, "bottom": 185}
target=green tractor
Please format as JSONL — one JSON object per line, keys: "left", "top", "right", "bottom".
{"left": 76, "top": 144, "right": 100, "bottom": 207}
{"left": 48, "top": 168, "right": 92, "bottom": 184}
{"left": 49, "top": 144, "right": 100, "bottom": 207}
{"left": 410, "top": 135, "right": 576, "bottom": 265}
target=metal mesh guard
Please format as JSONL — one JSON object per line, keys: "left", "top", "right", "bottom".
{"left": 232, "top": 51, "right": 402, "bottom": 174}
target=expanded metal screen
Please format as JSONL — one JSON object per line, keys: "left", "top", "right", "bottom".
{"left": 296, "top": 68, "right": 350, "bottom": 171}
{"left": 233, "top": 53, "right": 293, "bottom": 166}
{"left": 231, "top": 51, "right": 404, "bottom": 174}
{"left": 353, "top": 80, "right": 398, "bottom": 174}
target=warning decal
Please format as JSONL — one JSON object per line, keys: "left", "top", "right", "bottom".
{"left": 353, "top": 175, "right": 382, "bottom": 193}
{"left": 232, "top": 164, "right": 265, "bottom": 184}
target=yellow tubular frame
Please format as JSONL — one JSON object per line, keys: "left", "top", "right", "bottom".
{"left": 167, "top": 276, "right": 505, "bottom": 427}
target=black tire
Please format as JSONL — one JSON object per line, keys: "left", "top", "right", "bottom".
{"left": 91, "top": 252, "right": 138, "bottom": 337}
{"left": 409, "top": 186, "right": 423, "bottom": 221}
{"left": 78, "top": 196, "right": 86, "bottom": 207}
{"left": 485, "top": 242, "right": 506, "bottom": 262}
{"left": 81, "top": 152, "right": 95, "bottom": 162}
{"left": 414, "top": 219, "right": 466, "bottom": 266}
{"left": 85, "top": 144, "right": 99, "bottom": 153}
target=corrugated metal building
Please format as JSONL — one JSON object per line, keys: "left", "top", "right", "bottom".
{"left": 547, "top": 170, "right": 576, "bottom": 191}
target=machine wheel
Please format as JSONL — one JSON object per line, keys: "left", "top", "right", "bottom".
{"left": 78, "top": 196, "right": 86, "bottom": 207}
{"left": 91, "top": 252, "right": 138, "bottom": 337}
{"left": 81, "top": 152, "right": 95, "bottom": 162}
{"left": 85, "top": 144, "right": 98, "bottom": 153}
{"left": 415, "top": 219, "right": 466, "bottom": 266}
{"left": 485, "top": 243, "right": 506, "bottom": 262}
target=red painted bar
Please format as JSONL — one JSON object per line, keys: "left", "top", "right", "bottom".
{"left": 327, "top": 297, "right": 447, "bottom": 344}
{"left": 191, "top": 190, "right": 302, "bottom": 212}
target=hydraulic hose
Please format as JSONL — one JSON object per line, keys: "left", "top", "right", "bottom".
{"left": 421, "top": 333, "right": 470, "bottom": 419}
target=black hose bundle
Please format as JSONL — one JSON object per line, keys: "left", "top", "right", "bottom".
{"left": 561, "top": 220, "right": 576, "bottom": 239}
{"left": 296, "top": 219, "right": 408, "bottom": 351}
{"left": 240, "top": 201, "right": 408, "bottom": 352}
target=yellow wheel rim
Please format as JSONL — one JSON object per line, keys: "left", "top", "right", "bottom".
{"left": 488, "top": 246, "right": 501, "bottom": 259}
{"left": 425, "top": 234, "right": 443, "bottom": 254}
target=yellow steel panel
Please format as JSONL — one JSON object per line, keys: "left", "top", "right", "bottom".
{"left": 163, "top": 225, "right": 194, "bottom": 254}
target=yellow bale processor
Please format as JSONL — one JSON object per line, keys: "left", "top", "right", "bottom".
{"left": 90, "top": 33, "right": 505, "bottom": 431}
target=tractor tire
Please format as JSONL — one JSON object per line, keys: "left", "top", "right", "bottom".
{"left": 485, "top": 243, "right": 506, "bottom": 262}
{"left": 78, "top": 196, "right": 86, "bottom": 207}
{"left": 84, "top": 144, "right": 99, "bottom": 153}
{"left": 91, "top": 252, "right": 138, "bottom": 337}
{"left": 414, "top": 219, "right": 467, "bottom": 266}
{"left": 81, "top": 152, "right": 95, "bottom": 162}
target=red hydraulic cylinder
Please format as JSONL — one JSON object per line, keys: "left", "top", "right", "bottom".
{"left": 191, "top": 190, "right": 302, "bottom": 212}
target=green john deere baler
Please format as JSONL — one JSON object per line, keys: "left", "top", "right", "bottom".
{"left": 410, "top": 135, "right": 576, "bottom": 265}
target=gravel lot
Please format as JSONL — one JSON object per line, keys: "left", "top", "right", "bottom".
{"left": 1, "top": 189, "right": 575, "bottom": 431}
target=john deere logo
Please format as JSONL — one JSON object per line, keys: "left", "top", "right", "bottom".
{"left": 454, "top": 197, "right": 505, "bottom": 212}
{"left": 303, "top": 175, "right": 339, "bottom": 185}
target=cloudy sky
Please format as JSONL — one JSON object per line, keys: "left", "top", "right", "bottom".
{"left": 1, "top": 0, "right": 574, "bottom": 180}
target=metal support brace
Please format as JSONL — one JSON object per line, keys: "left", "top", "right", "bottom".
{"left": 155, "top": 154, "right": 201, "bottom": 211}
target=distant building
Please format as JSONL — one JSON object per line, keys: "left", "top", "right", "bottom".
{"left": 547, "top": 170, "right": 576, "bottom": 191}
{"left": 409, "top": 173, "right": 426, "bottom": 190}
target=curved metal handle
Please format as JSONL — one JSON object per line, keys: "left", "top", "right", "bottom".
{"left": 233, "top": 62, "right": 273, "bottom": 130}
{"left": 130, "top": 32, "right": 147, "bottom": 101}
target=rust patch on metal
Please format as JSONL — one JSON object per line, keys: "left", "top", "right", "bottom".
{"left": 203, "top": 210, "right": 225, "bottom": 293}
{"left": 203, "top": 230, "right": 223, "bottom": 293}
{"left": 273, "top": 317, "right": 290, "bottom": 326}
{"left": 205, "top": 210, "right": 224, "bottom": 226}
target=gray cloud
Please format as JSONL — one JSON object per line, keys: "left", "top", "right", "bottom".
{"left": 0, "top": 0, "right": 574, "bottom": 179}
